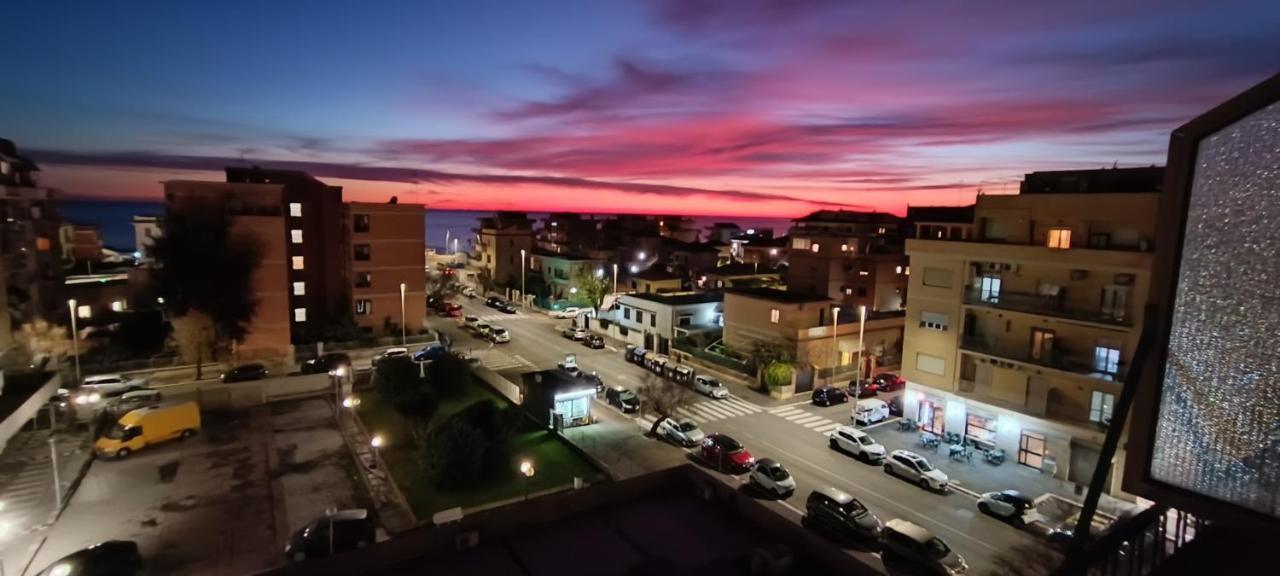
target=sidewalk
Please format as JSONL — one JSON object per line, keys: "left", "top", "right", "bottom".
{"left": 341, "top": 406, "right": 416, "bottom": 533}
{"left": 0, "top": 426, "right": 94, "bottom": 576}
{"left": 267, "top": 399, "right": 367, "bottom": 545}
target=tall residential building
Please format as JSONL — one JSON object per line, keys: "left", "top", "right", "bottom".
{"left": 347, "top": 201, "right": 426, "bottom": 337}
{"left": 901, "top": 166, "right": 1163, "bottom": 495}
{"left": 785, "top": 210, "right": 909, "bottom": 312}
{"left": 0, "top": 138, "right": 65, "bottom": 329}
{"left": 475, "top": 212, "right": 535, "bottom": 289}
{"left": 131, "top": 215, "right": 162, "bottom": 261}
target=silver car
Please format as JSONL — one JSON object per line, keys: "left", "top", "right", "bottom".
{"left": 883, "top": 450, "right": 949, "bottom": 491}
{"left": 977, "top": 490, "right": 1035, "bottom": 523}
{"left": 657, "top": 418, "right": 705, "bottom": 447}
{"left": 693, "top": 375, "right": 729, "bottom": 399}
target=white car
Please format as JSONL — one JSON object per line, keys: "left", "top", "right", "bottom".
{"left": 693, "top": 375, "right": 729, "bottom": 399}
{"left": 748, "top": 458, "right": 796, "bottom": 498}
{"left": 560, "top": 326, "right": 587, "bottom": 341}
{"left": 828, "top": 425, "right": 886, "bottom": 462}
{"left": 489, "top": 326, "right": 511, "bottom": 343}
{"left": 461, "top": 286, "right": 476, "bottom": 298}
{"left": 463, "top": 315, "right": 480, "bottom": 330}
{"left": 74, "top": 374, "right": 147, "bottom": 405}
{"left": 550, "top": 307, "right": 582, "bottom": 319}
{"left": 884, "top": 449, "right": 949, "bottom": 491}
{"left": 372, "top": 347, "right": 408, "bottom": 366}
{"left": 977, "top": 490, "right": 1035, "bottom": 523}
{"left": 657, "top": 418, "right": 705, "bottom": 447}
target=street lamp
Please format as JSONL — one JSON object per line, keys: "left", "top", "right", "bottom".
{"left": 370, "top": 434, "right": 385, "bottom": 471}
{"left": 399, "top": 283, "right": 407, "bottom": 345}
{"left": 329, "top": 366, "right": 348, "bottom": 419}
{"left": 612, "top": 263, "right": 618, "bottom": 294}
{"left": 519, "top": 248, "right": 527, "bottom": 308}
{"left": 637, "top": 250, "right": 646, "bottom": 261}
{"left": 520, "top": 460, "right": 536, "bottom": 500}
{"left": 830, "top": 306, "right": 841, "bottom": 387}
{"left": 856, "top": 305, "right": 867, "bottom": 391}
{"left": 67, "top": 299, "right": 81, "bottom": 384}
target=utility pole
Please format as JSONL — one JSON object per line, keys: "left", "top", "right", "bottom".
{"left": 856, "top": 305, "right": 867, "bottom": 391}
{"left": 49, "top": 437, "right": 61, "bottom": 507}
{"left": 830, "top": 307, "right": 841, "bottom": 387}
{"left": 67, "top": 299, "right": 81, "bottom": 384}
{"left": 399, "top": 283, "right": 407, "bottom": 345}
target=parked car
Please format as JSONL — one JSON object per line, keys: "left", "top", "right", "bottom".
{"left": 222, "top": 363, "right": 269, "bottom": 383}
{"left": 582, "top": 371, "right": 605, "bottom": 394}
{"left": 439, "top": 302, "right": 463, "bottom": 317}
{"left": 888, "top": 395, "right": 904, "bottom": 417}
{"left": 561, "top": 327, "right": 587, "bottom": 341}
{"left": 848, "top": 379, "right": 879, "bottom": 398}
{"left": 693, "top": 375, "right": 729, "bottom": 399}
{"left": 372, "top": 347, "right": 409, "bottom": 366}
{"left": 108, "top": 389, "right": 163, "bottom": 417}
{"left": 485, "top": 296, "right": 503, "bottom": 308}
{"left": 749, "top": 458, "right": 796, "bottom": 498}
{"left": 463, "top": 315, "right": 481, "bottom": 330}
{"left": 95, "top": 402, "right": 201, "bottom": 458}
{"left": 557, "top": 353, "right": 581, "bottom": 377}
{"left": 413, "top": 343, "right": 448, "bottom": 361}
{"left": 880, "top": 519, "right": 967, "bottom": 575}
{"left": 32, "top": 540, "right": 142, "bottom": 576}
{"left": 873, "top": 372, "right": 907, "bottom": 392}
{"left": 884, "top": 450, "right": 949, "bottom": 491}
{"left": 550, "top": 306, "right": 582, "bottom": 319}
{"left": 489, "top": 326, "right": 511, "bottom": 343}
{"left": 582, "top": 334, "right": 605, "bottom": 349}
{"left": 657, "top": 417, "right": 705, "bottom": 447}
{"left": 977, "top": 490, "right": 1035, "bottom": 523}
{"left": 460, "top": 286, "right": 476, "bottom": 298}
{"left": 302, "top": 353, "right": 351, "bottom": 375}
{"left": 811, "top": 385, "right": 849, "bottom": 407}
{"left": 605, "top": 386, "right": 639, "bottom": 413}
{"left": 852, "top": 398, "right": 890, "bottom": 425}
{"left": 426, "top": 295, "right": 440, "bottom": 312}
{"left": 284, "top": 509, "right": 376, "bottom": 562}
{"left": 474, "top": 324, "right": 493, "bottom": 338}
{"left": 829, "top": 425, "right": 887, "bottom": 462}
{"left": 804, "top": 487, "right": 882, "bottom": 546}
{"left": 699, "top": 433, "right": 754, "bottom": 473}
{"left": 498, "top": 301, "right": 518, "bottom": 313}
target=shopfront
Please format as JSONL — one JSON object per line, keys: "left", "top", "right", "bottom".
{"left": 964, "top": 412, "right": 998, "bottom": 451}
{"left": 918, "top": 396, "right": 945, "bottom": 434}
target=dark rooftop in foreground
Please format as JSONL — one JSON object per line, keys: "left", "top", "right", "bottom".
{"left": 709, "top": 262, "right": 784, "bottom": 276}
{"left": 725, "top": 287, "right": 830, "bottom": 304}
{"left": 630, "top": 267, "right": 682, "bottom": 281}
{"left": 794, "top": 210, "right": 902, "bottom": 223}
{"left": 906, "top": 205, "right": 975, "bottom": 224}
{"left": 1019, "top": 166, "right": 1164, "bottom": 195}
{"left": 261, "top": 465, "right": 878, "bottom": 576}
{"left": 623, "top": 291, "right": 724, "bottom": 306}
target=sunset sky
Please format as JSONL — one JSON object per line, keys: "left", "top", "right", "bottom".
{"left": 3, "top": 0, "right": 1276, "bottom": 217}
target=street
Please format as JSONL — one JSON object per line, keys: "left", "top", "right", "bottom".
{"left": 430, "top": 296, "right": 1044, "bottom": 574}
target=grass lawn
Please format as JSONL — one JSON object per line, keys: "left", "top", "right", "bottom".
{"left": 357, "top": 384, "right": 604, "bottom": 519}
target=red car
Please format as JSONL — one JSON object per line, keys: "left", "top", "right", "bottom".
{"left": 441, "top": 302, "right": 463, "bottom": 317}
{"left": 700, "top": 434, "right": 754, "bottom": 473}
{"left": 872, "top": 372, "right": 906, "bottom": 392}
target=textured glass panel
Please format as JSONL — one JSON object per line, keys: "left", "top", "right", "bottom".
{"left": 1150, "top": 100, "right": 1280, "bottom": 519}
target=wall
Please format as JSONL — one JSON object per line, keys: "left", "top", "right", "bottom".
{"left": 478, "top": 228, "right": 534, "bottom": 289}
{"left": 975, "top": 192, "right": 1158, "bottom": 248}
{"left": 196, "top": 373, "right": 331, "bottom": 410}
{"left": 349, "top": 203, "right": 427, "bottom": 337}
{"left": 0, "top": 372, "right": 60, "bottom": 452}
{"left": 234, "top": 215, "right": 292, "bottom": 359}
{"left": 900, "top": 250, "right": 965, "bottom": 393}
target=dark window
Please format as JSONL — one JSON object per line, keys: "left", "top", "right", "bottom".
{"left": 678, "top": 315, "right": 691, "bottom": 326}
{"left": 636, "top": 311, "right": 645, "bottom": 323}
{"left": 354, "top": 214, "right": 370, "bottom": 233}
{"left": 354, "top": 244, "right": 371, "bottom": 261}
{"left": 857, "top": 286, "right": 868, "bottom": 297}
{"left": 623, "top": 307, "right": 631, "bottom": 320}
{"left": 650, "top": 314, "right": 656, "bottom": 328}
{"left": 355, "top": 272, "right": 372, "bottom": 288}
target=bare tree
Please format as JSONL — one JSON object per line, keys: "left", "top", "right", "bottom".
{"left": 636, "top": 371, "right": 694, "bottom": 436}
{"left": 15, "top": 320, "right": 74, "bottom": 364}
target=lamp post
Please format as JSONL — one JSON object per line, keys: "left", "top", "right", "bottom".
{"left": 399, "top": 283, "right": 407, "bottom": 345}
{"left": 856, "top": 305, "right": 867, "bottom": 391}
{"left": 370, "top": 434, "right": 385, "bottom": 472}
{"left": 67, "top": 299, "right": 81, "bottom": 384}
{"left": 330, "top": 366, "right": 348, "bottom": 419}
{"left": 830, "top": 306, "right": 841, "bottom": 387}
{"left": 520, "top": 460, "right": 535, "bottom": 500}
{"left": 49, "top": 437, "right": 61, "bottom": 507}
{"left": 612, "top": 263, "right": 618, "bottom": 294}
{"left": 519, "top": 249, "right": 527, "bottom": 308}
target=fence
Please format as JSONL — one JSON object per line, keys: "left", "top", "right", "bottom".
{"left": 1052, "top": 505, "right": 1203, "bottom": 576}
{"left": 673, "top": 337, "right": 752, "bottom": 376}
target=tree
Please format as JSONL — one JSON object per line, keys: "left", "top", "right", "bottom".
{"left": 15, "top": 320, "right": 74, "bottom": 365}
{"left": 421, "top": 400, "right": 521, "bottom": 488}
{"left": 636, "top": 371, "right": 694, "bottom": 436}
{"left": 425, "top": 352, "right": 473, "bottom": 398}
{"left": 428, "top": 269, "right": 463, "bottom": 301}
{"left": 476, "top": 268, "right": 496, "bottom": 296}
{"left": 745, "top": 338, "right": 793, "bottom": 372}
{"left": 149, "top": 206, "right": 264, "bottom": 372}
{"left": 374, "top": 355, "right": 439, "bottom": 422}
{"left": 571, "top": 266, "right": 610, "bottom": 310}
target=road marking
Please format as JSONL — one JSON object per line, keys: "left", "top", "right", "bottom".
{"left": 791, "top": 415, "right": 825, "bottom": 425}
{"left": 771, "top": 407, "right": 804, "bottom": 417}
{"left": 696, "top": 402, "right": 741, "bottom": 420}
{"left": 778, "top": 500, "right": 804, "bottom": 516}
{"left": 814, "top": 422, "right": 842, "bottom": 433}
{"left": 771, "top": 399, "right": 813, "bottom": 410}
{"left": 686, "top": 404, "right": 726, "bottom": 421}
{"left": 722, "top": 397, "right": 763, "bottom": 413}
{"left": 605, "top": 345, "right": 618, "bottom": 352}
{"left": 674, "top": 407, "right": 703, "bottom": 422}
{"left": 804, "top": 419, "right": 834, "bottom": 429}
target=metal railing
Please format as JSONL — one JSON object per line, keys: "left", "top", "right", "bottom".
{"left": 960, "top": 335, "right": 1125, "bottom": 381}
{"left": 964, "top": 288, "right": 1132, "bottom": 327}
{"left": 1053, "top": 505, "right": 1204, "bottom": 576}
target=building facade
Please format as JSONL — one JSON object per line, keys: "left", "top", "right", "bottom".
{"left": 131, "top": 215, "right": 162, "bottom": 261}
{"left": 901, "top": 167, "right": 1162, "bottom": 494}
{"left": 476, "top": 212, "right": 535, "bottom": 289}
{"left": 611, "top": 291, "right": 723, "bottom": 353}
{"left": 785, "top": 210, "right": 909, "bottom": 312}
{"left": 347, "top": 202, "right": 427, "bottom": 338}
{"left": 1, "top": 138, "right": 65, "bottom": 329}
{"left": 530, "top": 252, "right": 605, "bottom": 302}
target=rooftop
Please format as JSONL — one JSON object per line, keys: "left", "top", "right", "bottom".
{"left": 906, "top": 205, "right": 976, "bottom": 224}
{"left": 795, "top": 210, "right": 901, "bottom": 224}
{"left": 533, "top": 250, "right": 601, "bottom": 262}
{"left": 709, "top": 262, "right": 784, "bottom": 276}
{"left": 623, "top": 291, "right": 723, "bottom": 306}
{"left": 730, "top": 233, "right": 789, "bottom": 247}
{"left": 725, "top": 287, "right": 830, "bottom": 304}
{"left": 1019, "top": 166, "right": 1164, "bottom": 195}
{"left": 630, "top": 267, "right": 682, "bottom": 281}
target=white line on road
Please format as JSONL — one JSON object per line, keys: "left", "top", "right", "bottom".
{"left": 814, "top": 423, "right": 842, "bottom": 433}
{"left": 791, "top": 415, "right": 825, "bottom": 424}
{"left": 771, "top": 399, "right": 814, "bottom": 410}
{"left": 778, "top": 500, "right": 804, "bottom": 516}
{"left": 605, "top": 345, "right": 618, "bottom": 352}
{"left": 722, "top": 397, "right": 764, "bottom": 413}
{"left": 804, "top": 419, "right": 834, "bottom": 429}
{"left": 771, "top": 407, "right": 804, "bottom": 417}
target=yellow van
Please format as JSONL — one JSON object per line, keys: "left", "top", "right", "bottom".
{"left": 95, "top": 401, "right": 201, "bottom": 458}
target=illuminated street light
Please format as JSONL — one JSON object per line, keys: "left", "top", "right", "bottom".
{"left": 629, "top": 264, "right": 639, "bottom": 274}
{"left": 342, "top": 395, "right": 360, "bottom": 409}
{"left": 637, "top": 251, "right": 646, "bottom": 260}
{"left": 370, "top": 434, "right": 384, "bottom": 448}
{"left": 595, "top": 268, "right": 604, "bottom": 278}
{"left": 520, "top": 460, "right": 536, "bottom": 500}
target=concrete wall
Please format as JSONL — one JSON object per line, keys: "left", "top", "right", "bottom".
{"left": 0, "top": 372, "right": 60, "bottom": 452}
{"left": 196, "top": 373, "right": 331, "bottom": 410}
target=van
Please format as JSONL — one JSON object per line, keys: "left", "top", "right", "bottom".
{"left": 95, "top": 402, "right": 201, "bottom": 458}
{"left": 852, "top": 398, "right": 889, "bottom": 426}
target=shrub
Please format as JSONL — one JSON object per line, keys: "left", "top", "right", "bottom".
{"left": 763, "top": 361, "right": 794, "bottom": 390}
{"left": 425, "top": 352, "right": 472, "bottom": 398}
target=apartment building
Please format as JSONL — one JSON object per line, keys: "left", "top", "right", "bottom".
{"left": 785, "top": 210, "right": 909, "bottom": 312}
{"left": 347, "top": 202, "right": 426, "bottom": 337}
{"left": 626, "top": 267, "right": 682, "bottom": 294}
{"left": 609, "top": 291, "right": 723, "bottom": 353}
{"left": 537, "top": 212, "right": 603, "bottom": 254}
{"left": 723, "top": 288, "right": 903, "bottom": 391}
{"left": 131, "top": 215, "right": 162, "bottom": 261}
{"left": 701, "top": 262, "right": 783, "bottom": 290}
{"left": 475, "top": 212, "right": 535, "bottom": 289}
{"left": 729, "top": 230, "right": 788, "bottom": 268}
{"left": 530, "top": 251, "right": 605, "bottom": 303}
{"left": 59, "top": 223, "right": 103, "bottom": 263}
{"left": 907, "top": 205, "right": 975, "bottom": 241}
{"left": 1, "top": 138, "right": 65, "bottom": 330}
{"left": 901, "top": 167, "right": 1163, "bottom": 494}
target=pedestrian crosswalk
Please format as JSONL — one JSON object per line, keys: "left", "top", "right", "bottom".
{"left": 0, "top": 455, "right": 58, "bottom": 535}
{"left": 467, "top": 313, "right": 523, "bottom": 323}
{"left": 768, "top": 405, "right": 849, "bottom": 436}
{"left": 634, "top": 396, "right": 764, "bottom": 430}
{"left": 478, "top": 351, "right": 536, "bottom": 372}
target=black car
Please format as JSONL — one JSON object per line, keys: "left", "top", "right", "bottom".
{"left": 426, "top": 295, "right": 440, "bottom": 311}
{"left": 498, "top": 301, "right": 518, "bottom": 313}
{"left": 222, "top": 363, "right": 269, "bottom": 383}
{"left": 887, "top": 395, "right": 903, "bottom": 417}
{"left": 33, "top": 540, "right": 143, "bottom": 576}
{"left": 582, "top": 371, "right": 605, "bottom": 394}
{"left": 485, "top": 296, "right": 503, "bottom": 308}
{"left": 302, "top": 353, "right": 352, "bottom": 375}
{"left": 811, "top": 385, "right": 849, "bottom": 407}
{"left": 804, "top": 488, "right": 882, "bottom": 547}
{"left": 582, "top": 334, "right": 605, "bottom": 349}
{"left": 605, "top": 386, "right": 640, "bottom": 413}
{"left": 285, "top": 509, "right": 376, "bottom": 562}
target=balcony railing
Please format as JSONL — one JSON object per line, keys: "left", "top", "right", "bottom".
{"left": 1053, "top": 505, "right": 1203, "bottom": 576}
{"left": 964, "top": 288, "right": 1131, "bottom": 327}
{"left": 961, "top": 334, "right": 1124, "bottom": 381}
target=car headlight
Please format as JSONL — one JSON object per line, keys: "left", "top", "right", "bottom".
{"left": 90, "top": 393, "right": 101, "bottom": 403}
{"left": 73, "top": 396, "right": 88, "bottom": 405}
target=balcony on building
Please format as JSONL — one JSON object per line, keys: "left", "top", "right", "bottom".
{"left": 962, "top": 286, "right": 1132, "bottom": 328}
{"left": 959, "top": 331, "right": 1125, "bottom": 383}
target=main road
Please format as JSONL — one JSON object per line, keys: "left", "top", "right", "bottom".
{"left": 430, "top": 297, "right": 1040, "bottom": 574}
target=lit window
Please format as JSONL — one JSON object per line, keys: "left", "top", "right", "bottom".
{"left": 355, "top": 299, "right": 372, "bottom": 315}
{"left": 293, "top": 282, "right": 306, "bottom": 296}
{"left": 877, "top": 226, "right": 886, "bottom": 234}
{"left": 291, "top": 229, "right": 303, "bottom": 244}
{"left": 1094, "top": 346, "right": 1121, "bottom": 375}
{"left": 769, "top": 248, "right": 778, "bottom": 256}
{"left": 292, "top": 256, "right": 304, "bottom": 270}
{"left": 844, "top": 287, "right": 852, "bottom": 295}
{"left": 810, "top": 243, "right": 820, "bottom": 253}
{"left": 289, "top": 203, "right": 302, "bottom": 217}
{"left": 294, "top": 308, "right": 307, "bottom": 322}
{"left": 77, "top": 305, "right": 92, "bottom": 319}
{"left": 905, "top": 266, "right": 910, "bottom": 275}
{"left": 858, "top": 270, "right": 869, "bottom": 276}
{"left": 110, "top": 300, "right": 126, "bottom": 312}
{"left": 355, "top": 272, "right": 372, "bottom": 288}
{"left": 840, "top": 243, "right": 849, "bottom": 252}
{"left": 1090, "top": 391, "right": 1115, "bottom": 425}
{"left": 769, "top": 308, "right": 780, "bottom": 324}
{"left": 895, "top": 266, "right": 903, "bottom": 274}
{"left": 1047, "top": 227, "right": 1072, "bottom": 249}
{"left": 36, "top": 237, "right": 51, "bottom": 251}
